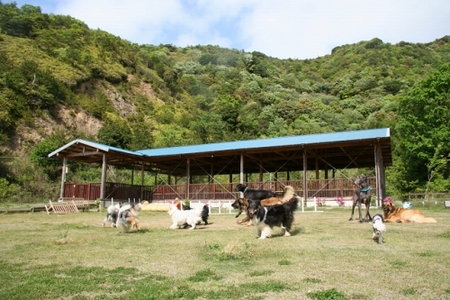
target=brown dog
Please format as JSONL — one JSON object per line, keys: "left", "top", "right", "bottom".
{"left": 231, "top": 198, "right": 252, "bottom": 226}
{"left": 261, "top": 185, "right": 296, "bottom": 206}
{"left": 382, "top": 201, "right": 437, "bottom": 223}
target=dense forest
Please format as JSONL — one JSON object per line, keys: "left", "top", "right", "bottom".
{"left": 0, "top": 2, "right": 449, "bottom": 202}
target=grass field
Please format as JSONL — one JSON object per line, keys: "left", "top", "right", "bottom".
{"left": 0, "top": 206, "right": 449, "bottom": 300}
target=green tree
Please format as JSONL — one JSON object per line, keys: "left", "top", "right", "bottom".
{"left": 191, "top": 112, "right": 225, "bottom": 143}
{"left": 98, "top": 121, "right": 132, "bottom": 149}
{"left": 212, "top": 95, "right": 241, "bottom": 132}
{"left": 395, "top": 63, "right": 450, "bottom": 193}
{"left": 30, "top": 130, "right": 68, "bottom": 181}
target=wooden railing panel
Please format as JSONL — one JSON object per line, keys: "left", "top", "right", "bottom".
{"left": 64, "top": 177, "right": 376, "bottom": 202}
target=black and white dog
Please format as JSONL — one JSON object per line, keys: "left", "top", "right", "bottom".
{"left": 246, "top": 196, "right": 299, "bottom": 239}
{"left": 234, "top": 183, "right": 275, "bottom": 200}
{"left": 372, "top": 213, "right": 386, "bottom": 244}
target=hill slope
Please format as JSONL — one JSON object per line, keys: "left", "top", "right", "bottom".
{"left": 2, "top": 3, "right": 450, "bottom": 157}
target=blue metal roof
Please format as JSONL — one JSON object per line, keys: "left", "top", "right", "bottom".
{"left": 137, "top": 128, "right": 390, "bottom": 157}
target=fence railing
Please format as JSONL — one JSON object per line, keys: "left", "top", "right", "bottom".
{"left": 63, "top": 182, "right": 152, "bottom": 201}
{"left": 151, "top": 177, "right": 376, "bottom": 201}
{"left": 63, "top": 177, "right": 377, "bottom": 203}
{"left": 407, "top": 193, "right": 450, "bottom": 207}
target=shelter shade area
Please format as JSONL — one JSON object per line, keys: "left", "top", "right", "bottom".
{"left": 48, "top": 128, "right": 392, "bottom": 205}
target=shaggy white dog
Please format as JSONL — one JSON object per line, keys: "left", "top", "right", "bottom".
{"left": 102, "top": 203, "right": 121, "bottom": 228}
{"left": 116, "top": 203, "right": 142, "bottom": 233}
{"left": 168, "top": 203, "right": 203, "bottom": 230}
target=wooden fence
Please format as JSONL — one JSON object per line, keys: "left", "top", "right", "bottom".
{"left": 150, "top": 177, "right": 376, "bottom": 201}
{"left": 407, "top": 193, "right": 450, "bottom": 207}
{"left": 62, "top": 177, "right": 376, "bottom": 204}
{"left": 62, "top": 182, "right": 152, "bottom": 201}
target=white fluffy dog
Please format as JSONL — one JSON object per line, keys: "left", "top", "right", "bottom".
{"left": 116, "top": 203, "right": 142, "bottom": 233}
{"left": 102, "top": 203, "right": 121, "bottom": 227}
{"left": 168, "top": 203, "right": 203, "bottom": 230}
{"left": 372, "top": 213, "right": 386, "bottom": 244}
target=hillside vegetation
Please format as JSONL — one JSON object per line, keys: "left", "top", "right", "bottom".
{"left": 0, "top": 2, "right": 449, "bottom": 202}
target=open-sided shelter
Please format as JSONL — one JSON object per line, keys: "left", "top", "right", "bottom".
{"left": 48, "top": 128, "right": 392, "bottom": 204}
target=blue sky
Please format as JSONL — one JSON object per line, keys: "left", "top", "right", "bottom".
{"left": 7, "top": 0, "right": 450, "bottom": 59}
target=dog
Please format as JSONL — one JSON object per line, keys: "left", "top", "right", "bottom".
{"left": 234, "top": 183, "right": 275, "bottom": 200}
{"left": 260, "top": 185, "right": 296, "bottom": 206}
{"left": 382, "top": 201, "right": 437, "bottom": 223}
{"left": 102, "top": 203, "right": 121, "bottom": 227}
{"left": 231, "top": 197, "right": 253, "bottom": 226}
{"left": 372, "top": 214, "right": 386, "bottom": 244}
{"left": 168, "top": 203, "right": 203, "bottom": 229}
{"left": 246, "top": 196, "right": 299, "bottom": 239}
{"left": 116, "top": 203, "right": 142, "bottom": 233}
{"left": 201, "top": 204, "right": 209, "bottom": 225}
{"left": 349, "top": 174, "right": 372, "bottom": 222}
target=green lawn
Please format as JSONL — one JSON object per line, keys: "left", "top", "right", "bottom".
{"left": 0, "top": 207, "right": 449, "bottom": 299}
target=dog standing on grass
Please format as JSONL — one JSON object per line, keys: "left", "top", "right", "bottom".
{"left": 201, "top": 204, "right": 209, "bottom": 225}
{"left": 116, "top": 203, "right": 142, "bottom": 233}
{"left": 168, "top": 203, "right": 203, "bottom": 229}
{"left": 102, "top": 203, "right": 121, "bottom": 228}
{"left": 372, "top": 213, "right": 386, "bottom": 244}
{"left": 234, "top": 183, "right": 275, "bottom": 200}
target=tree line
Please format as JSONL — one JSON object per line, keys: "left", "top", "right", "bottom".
{"left": 0, "top": 2, "right": 449, "bottom": 202}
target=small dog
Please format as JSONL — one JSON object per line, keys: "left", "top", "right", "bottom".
{"left": 246, "top": 196, "right": 299, "bottom": 239}
{"left": 234, "top": 183, "right": 275, "bottom": 200}
{"left": 168, "top": 203, "right": 203, "bottom": 229}
{"left": 102, "top": 203, "right": 121, "bottom": 228}
{"left": 201, "top": 204, "right": 209, "bottom": 225}
{"left": 372, "top": 213, "right": 386, "bottom": 244}
{"left": 116, "top": 203, "right": 142, "bottom": 233}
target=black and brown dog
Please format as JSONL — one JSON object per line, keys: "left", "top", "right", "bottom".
{"left": 231, "top": 198, "right": 252, "bottom": 225}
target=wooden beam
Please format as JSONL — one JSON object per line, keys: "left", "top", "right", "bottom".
{"left": 59, "top": 158, "right": 67, "bottom": 199}
{"left": 100, "top": 154, "right": 107, "bottom": 200}
{"left": 66, "top": 151, "right": 102, "bottom": 157}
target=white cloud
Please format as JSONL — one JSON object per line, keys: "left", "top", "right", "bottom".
{"left": 10, "top": 0, "right": 450, "bottom": 59}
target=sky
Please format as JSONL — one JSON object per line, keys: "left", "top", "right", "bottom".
{"left": 8, "top": 0, "right": 450, "bottom": 60}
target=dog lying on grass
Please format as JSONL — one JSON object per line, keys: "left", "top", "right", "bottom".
{"left": 382, "top": 200, "right": 437, "bottom": 223}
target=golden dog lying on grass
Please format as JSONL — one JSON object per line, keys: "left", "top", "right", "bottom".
{"left": 382, "top": 201, "right": 437, "bottom": 223}
{"left": 232, "top": 185, "right": 297, "bottom": 226}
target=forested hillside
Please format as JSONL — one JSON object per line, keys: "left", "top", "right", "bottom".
{"left": 1, "top": 2, "right": 449, "bottom": 202}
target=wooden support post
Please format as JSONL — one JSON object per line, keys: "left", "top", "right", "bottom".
{"left": 59, "top": 158, "right": 67, "bottom": 199}
{"left": 374, "top": 141, "right": 386, "bottom": 207}
{"left": 186, "top": 158, "right": 190, "bottom": 200}
{"left": 303, "top": 147, "right": 308, "bottom": 206}
{"left": 100, "top": 154, "right": 107, "bottom": 200}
